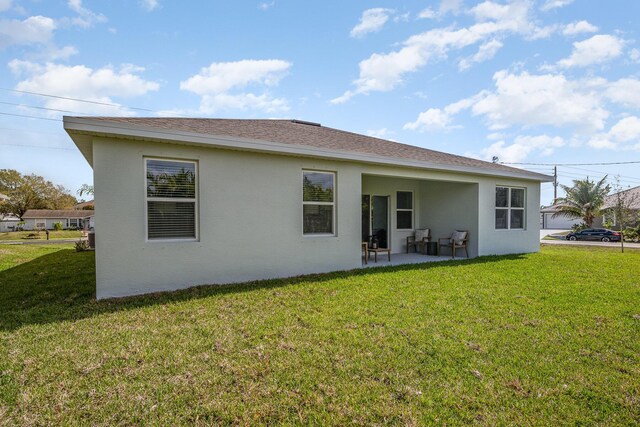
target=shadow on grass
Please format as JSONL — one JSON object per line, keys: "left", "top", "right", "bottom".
{"left": 0, "top": 248, "right": 527, "bottom": 331}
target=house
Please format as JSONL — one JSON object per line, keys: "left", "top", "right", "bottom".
{"left": 0, "top": 213, "right": 20, "bottom": 232}
{"left": 540, "top": 204, "right": 582, "bottom": 229}
{"left": 22, "top": 209, "right": 94, "bottom": 230}
{"left": 0, "top": 192, "right": 8, "bottom": 203}
{"left": 64, "top": 116, "right": 552, "bottom": 299}
{"left": 601, "top": 185, "right": 640, "bottom": 229}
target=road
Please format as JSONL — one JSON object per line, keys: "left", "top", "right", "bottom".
{"left": 541, "top": 229, "right": 640, "bottom": 249}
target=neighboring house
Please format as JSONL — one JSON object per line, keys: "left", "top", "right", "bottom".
{"left": 0, "top": 214, "right": 20, "bottom": 232}
{"left": 601, "top": 185, "right": 640, "bottom": 229}
{"left": 64, "top": 116, "right": 552, "bottom": 299}
{"left": 0, "top": 192, "right": 8, "bottom": 203}
{"left": 22, "top": 209, "right": 94, "bottom": 230}
{"left": 540, "top": 205, "right": 583, "bottom": 229}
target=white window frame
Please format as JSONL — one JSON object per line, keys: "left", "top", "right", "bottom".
{"left": 396, "top": 190, "right": 414, "bottom": 230}
{"left": 68, "top": 218, "right": 78, "bottom": 228}
{"left": 495, "top": 186, "right": 526, "bottom": 230}
{"left": 302, "top": 170, "right": 336, "bottom": 237}
{"left": 144, "top": 157, "right": 199, "bottom": 242}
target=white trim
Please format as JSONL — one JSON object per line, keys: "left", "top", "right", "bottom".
{"left": 395, "top": 190, "right": 414, "bottom": 230}
{"left": 64, "top": 117, "right": 553, "bottom": 182}
{"left": 495, "top": 186, "right": 526, "bottom": 230}
{"left": 302, "top": 170, "right": 336, "bottom": 237}
{"left": 144, "top": 156, "right": 199, "bottom": 242}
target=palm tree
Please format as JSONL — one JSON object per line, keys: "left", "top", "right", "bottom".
{"left": 553, "top": 176, "right": 610, "bottom": 227}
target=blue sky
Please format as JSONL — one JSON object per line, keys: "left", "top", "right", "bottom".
{"left": 1, "top": 0, "right": 640, "bottom": 205}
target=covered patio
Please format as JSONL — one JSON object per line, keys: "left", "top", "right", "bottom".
{"left": 361, "top": 173, "right": 479, "bottom": 257}
{"left": 361, "top": 251, "right": 459, "bottom": 268}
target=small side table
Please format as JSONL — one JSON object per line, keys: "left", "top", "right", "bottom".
{"left": 368, "top": 247, "right": 391, "bottom": 262}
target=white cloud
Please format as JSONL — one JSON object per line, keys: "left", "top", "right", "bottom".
{"left": 557, "top": 34, "right": 624, "bottom": 68}
{"left": 0, "top": 16, "right": 56, "bottom": 49}
{"left": 403, "top": 108, "right": 454, "bottom": 131}
{"left": 11, "top": 61, "right": 159, "bottom": 115}
{"left": 350, "top": 8, "right": 394, "bottom": 38}
{"left": 367, "top": 128, "right": 391, "bottom": 138}
{"left": 418, "top": 8, "right": 436, "bottom": 19}
{"left": 540, "top": 0, "right": 574, "bottom": 11}
{"left": 258, "top": 1, "right": 275, "bottom": 11}
{"left": 418, "top": 0, "right": 463, "bottom": 20}
{"left": 458, "top": 39, "right": 503, "bottom": 71}
{"left": 439, "top": 0, "right": 463, "bottom": 15}
{"left": 629, "top": 48, "right": 640, "bottom": 63}
{"left": 605, "top": 78, "right": 640, "bottom": 108}
{"left": 140, "top": 0, "right": 159, "bottom": 12}
{"left": 41, "top": 45, "right": 78, "bottom": 61}
{"left": 477, "top": 134, "right": 564, "bottom": 163}
{"left": 562, "top": 20, "right": 598, "bottom": 36}
{"left": 0, "top": 0, "right": 12, "bottom": 12}
{"left": 609, "top": 116, "right": 640, "bottom": 142}
{"left": 66, "top": 0, "right": 107, "bottom": 28}
{"left": 588, "top": 116, "right": 640, "bottom": 150}
{"left": 471, "top": 70, "right": 608, "bottom": 132}
{"left": 180, "top": 59, "right": 291, "bottom": 113}
{"left": 406, "top": 70, "right": 609, "bottom": 134}
{"left": 333, "top": 0, "right": 548, "bottom": 102}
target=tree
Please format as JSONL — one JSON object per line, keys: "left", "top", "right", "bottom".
{"left": 78, "top": 184, "right": 94, "bottom": 197}
{"left": 553, "top": 176, "right": 610, "bottom": 228}
{"left": 0, "top": 169, "right": 77, "bottom": 219}
{"left": 607, "top": 177, "right": 639, "bottom": 253}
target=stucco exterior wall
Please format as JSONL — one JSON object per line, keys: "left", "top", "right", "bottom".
{"left": 476, "top": 177, "right": 541, "bottom": 256}
{"left": 92, "top": 136, "right": 542, "bottom": 298}
{"left": 93, "top": 137, "right": 363, "bottom": 299}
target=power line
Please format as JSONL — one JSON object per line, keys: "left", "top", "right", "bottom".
{"left": 0, "top": 111, "right": 61, "bottom": 121}
{"left": 0, "top": 101, "right": 93, "bottom": 116}
{"left": 0, "top": 143, "right": 75, "bottom": 151}
{"left": 502, "top": 160, "right": 640, "bottom": 166}
{"left": 0, "top": 87, "right": 155, "bottom": 112}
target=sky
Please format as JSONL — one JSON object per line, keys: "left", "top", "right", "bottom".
{"left": 1, "top": 0, "right": 640, "bottom": 206}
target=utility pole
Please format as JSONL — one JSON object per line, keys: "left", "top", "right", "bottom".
{"left": 553, "top": 165, "right": 558, "bottom": 203}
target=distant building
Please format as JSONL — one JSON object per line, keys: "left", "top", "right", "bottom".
{"left": 21, "top": 209, "right": 94, "bottom": 230}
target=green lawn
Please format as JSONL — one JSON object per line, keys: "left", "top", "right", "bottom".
{"left": 0, "top": 245, "right": 638, "bottom": 425}
{"left": 0, "top": 230, "right": 84, "bottom": 241}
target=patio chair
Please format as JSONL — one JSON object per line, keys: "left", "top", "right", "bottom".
{"left": 438, "top": 230, "right": 469, "bottom": 259}
{"left": 406, "top": 228, "right": 431, "bottom": 253}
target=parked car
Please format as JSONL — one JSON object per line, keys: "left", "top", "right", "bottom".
{"left": 566, "top": 228, "right": 621, "bottom": 242}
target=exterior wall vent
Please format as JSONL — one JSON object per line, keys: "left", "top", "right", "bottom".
{"left": 291, "top": 119, "right": 321, "bottom": 127}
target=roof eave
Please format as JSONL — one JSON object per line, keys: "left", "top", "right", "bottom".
{"left": 63, "top": 116, "right": 553, "bottom": 182}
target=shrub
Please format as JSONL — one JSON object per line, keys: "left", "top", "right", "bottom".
{"left": 571, "top": 222, "right": 589, "bottom": 232}
{"left": 53, "top": 222, "right": 64, "bottom": 231}
{"left": 75, "top": 239, "right": 90, "bottom": 252}
{"left": 623, "top": 225, "right": 640, "bottom": 242}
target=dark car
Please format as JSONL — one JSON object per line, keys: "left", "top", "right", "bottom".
{"left": 565, "top": 228, "right": 621, "bottom": 242}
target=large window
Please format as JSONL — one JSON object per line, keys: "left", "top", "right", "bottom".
{"left": 396, "top": 191, "right": 413, "bottom": 230}
{"left": 495, "top": 186, "right": 525, "bottom": 230}
{"left": 302, "top": 171, "right": 335, "bottom": 235}
{"left": 146, "top": 158, "right": 197, "bottom": 240}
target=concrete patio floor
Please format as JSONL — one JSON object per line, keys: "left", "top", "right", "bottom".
{"left": 361, "top": 251, "right": 463, "bottom": 268}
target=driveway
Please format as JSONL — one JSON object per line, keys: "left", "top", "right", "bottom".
{"left": 540, "top": 229, "right": 568, "bottom": 240}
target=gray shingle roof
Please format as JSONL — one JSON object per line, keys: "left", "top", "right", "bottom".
{"left": 603, "top": 186, "right": 640, "bottom": 210}
{"left": 66, "top": 117, "right": 551, "bottom": 181}
{"left": 22, "top": 209, "right": 94, "bottom": 219}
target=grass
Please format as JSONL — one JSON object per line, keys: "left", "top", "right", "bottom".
{"left": 0, "top": 245, "right": 638, "bottom": 425}
{"left": 0, "top": 230, "right": 83, "bottom": 241}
